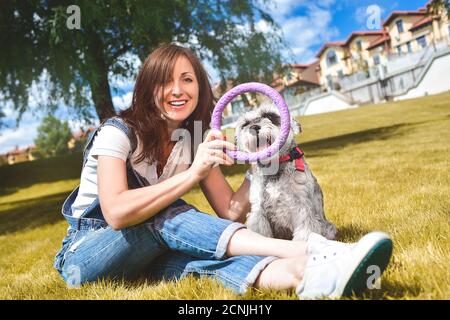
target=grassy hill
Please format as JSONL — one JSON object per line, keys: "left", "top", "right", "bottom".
{"left": 0, "top": 91, "right": 449, "bottom": 299}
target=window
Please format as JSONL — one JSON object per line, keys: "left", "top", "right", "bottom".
{"left": 407, "top": 41, "right": 412, "bottom": 53}
{"left": 373, "top": 55, "right": 380, "bottom": 65}
{"left": 337, "top": 70, "right": 344, "bottom": 79}
{"left": 326, "top": 50, "right": 338, "bottom": 66}
{"left": 396, "top": 20, "right": 404, "bottom": 33}
{"left": 397, "top": 45, "right": 402, "bottom": 55}
{"left": 356, "top": 40, "right": 362, "bottom": 51}
{"left": 417, "top": 35, "right": 427, "bottom": 49}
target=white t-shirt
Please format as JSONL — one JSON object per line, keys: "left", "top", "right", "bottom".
{"left": 71, "top": 125, "right": 192, "bottom": 218}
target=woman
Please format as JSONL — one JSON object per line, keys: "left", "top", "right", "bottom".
{"left": 54, "top": 43, "right": 393, "bottom": 299}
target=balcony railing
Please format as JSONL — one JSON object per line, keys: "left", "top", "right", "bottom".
{"left": 338, "top": 39, "right": 449, "bottom": 91}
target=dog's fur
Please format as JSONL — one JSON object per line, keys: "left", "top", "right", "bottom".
{"left": 235, "top": 103, "right": 337, "bottom": 241}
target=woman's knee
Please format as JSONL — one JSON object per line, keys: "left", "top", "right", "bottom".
{"left": 58, "top": 226, "right": 164, "bottom": 286}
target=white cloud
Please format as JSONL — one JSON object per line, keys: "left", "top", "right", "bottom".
{"left": 0, "top": 119, "right": 39, "bottom": 154}
{"left": 264, "top": 0, "right": 309, "bottom": 22}
{"left": 274, "top": 3, "right": 339, "bottom": 63}
{"left": 112, "top": 91, "right": 133, "bottom": 111}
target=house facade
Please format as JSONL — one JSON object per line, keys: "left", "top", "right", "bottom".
{"left": 344, "top": 31, "right": 386, "bottom": 72}
{"left": 316, "top": 41, "right": 349, "bottom": 89}
{"left": 3, "top": 145, "right": 38, "bottom": 165}
{"left": 385, "top": 5, "right": 450, "bottom": 56}
{"left": 277, "top": 61, "right": 321, "bottom": 95}
{"left": 316, "top": 1, "right": 449, "bottom": 90}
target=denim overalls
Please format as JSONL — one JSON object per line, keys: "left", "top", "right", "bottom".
{"left": 53, "top": 117, "right": 277, "bottom": 294}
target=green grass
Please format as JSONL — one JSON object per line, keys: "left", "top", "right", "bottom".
{"left": 1, "top": 91, "right": 449, "bottom": 299}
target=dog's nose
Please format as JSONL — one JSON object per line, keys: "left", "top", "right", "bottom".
{"left": 249, "top": 125, "right": 261, "bottom": 134}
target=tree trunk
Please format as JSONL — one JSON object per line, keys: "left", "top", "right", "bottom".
{"left": 90, "top": 69, "right": 117, "bottom": 122}
{"left": 87, "top": 31, "right": 117, "bottom": 122}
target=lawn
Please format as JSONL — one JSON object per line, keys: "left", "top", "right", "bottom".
{"left": 0, "top": 91, "right": 449, "bottom": 299}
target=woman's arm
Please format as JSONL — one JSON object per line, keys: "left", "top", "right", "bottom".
{"left": 199, "top": 166, "right": 251, "bottom": 223}
{"left": 98, "top": 155, "right": 199, "bottom": 230}
{"left": 98, "top": 129, "right": 236, "bottom": 230}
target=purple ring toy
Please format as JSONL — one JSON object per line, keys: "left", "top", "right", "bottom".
{"left": 211, "top": 82, "right": 290, "bottom": 162}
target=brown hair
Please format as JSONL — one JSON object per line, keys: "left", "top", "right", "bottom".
{"left": 119, "top": 43, "right": 215, "bottom": 172}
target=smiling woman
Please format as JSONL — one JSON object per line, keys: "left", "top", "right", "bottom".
{"left": 119, "top": 44, "right": 212, "bottom": 170}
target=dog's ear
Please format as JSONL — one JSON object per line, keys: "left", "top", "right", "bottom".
{"left": 291, "top": 118, "right": 302, "bottom": 135}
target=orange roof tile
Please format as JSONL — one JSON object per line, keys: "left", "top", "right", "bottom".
{"left": 383, "top": 10, "right": 426, "bottom": 26}
{"left": 409, "top": 15, "right": 433, "bottom": 31}
{"left": 344, "top": 30, "right": 385, "bottom": 46}
{"left": 316, "top": 41, "right": 346, "bottom": 58}
{"left": 367, "top": 32, "right": 390, "bottom": 50}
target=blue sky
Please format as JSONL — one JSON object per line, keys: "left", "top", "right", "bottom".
{"left": 0, "top": 0, "right": 429, "bottom": 154}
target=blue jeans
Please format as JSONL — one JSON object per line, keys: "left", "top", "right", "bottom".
{"left": 54, "top": 199, "right": 277, "bottom": 295}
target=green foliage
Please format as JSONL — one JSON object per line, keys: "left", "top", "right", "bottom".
{"left": 34, "top": 114, "right": 72, "bottom": 157}
{"left": 427, "top": 0, "right": 450, "bottom": 18}
{"left": 0, "top": 0, "right": 287, "bottom": 122}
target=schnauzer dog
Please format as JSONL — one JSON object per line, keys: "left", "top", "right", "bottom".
{"left": 235, "top": 103, "right": 337, "bottom": 241}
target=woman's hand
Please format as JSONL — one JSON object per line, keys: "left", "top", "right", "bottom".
{"left": 189, "top": 129, "right": 236, "bottom": 181}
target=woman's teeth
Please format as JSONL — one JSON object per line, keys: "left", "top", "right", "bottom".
{"left": 169, "top": 100, "right": 187, "bottom": 107}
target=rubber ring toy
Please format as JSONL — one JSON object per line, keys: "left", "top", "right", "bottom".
{"left": 211, "top": 82, "right": 291, "bottom": 162}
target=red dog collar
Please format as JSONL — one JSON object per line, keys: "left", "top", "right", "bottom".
{"left": 279, "top": 146, "right": 305, "bottom": 171}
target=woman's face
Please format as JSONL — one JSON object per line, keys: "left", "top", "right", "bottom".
{"left": 155, "top": 55, "right": 199, "bottom": 130}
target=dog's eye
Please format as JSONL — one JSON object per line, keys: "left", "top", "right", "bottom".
{"left": 242, "top": 121, "right": 250, "bottom": 127}
{"left": 262, "top": 112, "right": 280, "bottom": 126}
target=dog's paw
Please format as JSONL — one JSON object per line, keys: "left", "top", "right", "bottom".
{"left": 292, "top": 229, "right": 310, "bottom": 241}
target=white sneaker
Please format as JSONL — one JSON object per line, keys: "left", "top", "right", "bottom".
{"left": 297, "top": 231, "right": 393, "bottom": 299}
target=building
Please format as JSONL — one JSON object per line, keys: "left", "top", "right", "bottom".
{"left": 384, "top": 10, "right": 430, "bottom": 55}
{"left": 366, "top": 30, "right": 391, "bottom": 68}
{"left": 67, "top": 127, "right": 95, "bottom": 151}
{"left": 315, "top": 1, "right": 450, "bottom": 91}
{"left": 275, "top": 61, "right": 321, "bottom": 98}
{"left": 317, "top": 31, "right": 394, "bottom": 89}
{"left": 4, "top": 145, "right": 38, "bottom": 165}
{"left": 384, "top": 4, "right": 449, "bottom": 56}
{"left": 211, "top": 80, "right": 251, "bottom": 117}
{"left": 344, "top": 31, "right": 387, "bottom": 71}
{"left": 316, "top": 41, "right": 348, "bottom": 89}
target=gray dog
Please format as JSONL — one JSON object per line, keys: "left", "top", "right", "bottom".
{"left": 235, "top": 103, "right": 337, "bottom": 241}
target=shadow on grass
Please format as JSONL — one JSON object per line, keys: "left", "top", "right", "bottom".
{"left": 222, "top": 123, "right": 411, "bottom": 175}
{"left": 220, "top": 163, "right": 250, "bottom": 177}
{"left": 300, "top": 117, "right": 449, "bottom": 158}
{"left": 298, "top": 123, "right": 408, "bottom": 157}
{"left": 336, "top": 224, "right": 373, "bottom": 242}
{"left": 0, "top": 191, "right": 68, "bottom": 235}
{"left": 0, "top": 152, "right": 83, "bottom": 197}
